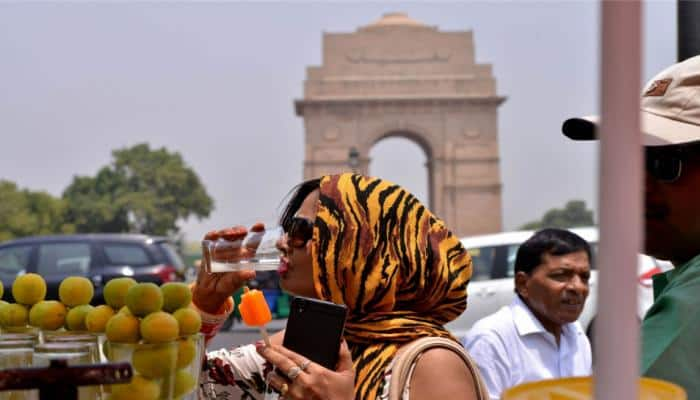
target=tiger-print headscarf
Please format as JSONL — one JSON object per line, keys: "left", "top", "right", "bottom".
{"left": 309, "top": 173, "right": 473, "bottom": 400}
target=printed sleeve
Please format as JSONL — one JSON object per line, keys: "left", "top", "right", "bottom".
{"left": 189, "top": 284, "right": 269, "bottom": 398}
{"left": 200, "top": 344, "right": 269, "bottom": 399}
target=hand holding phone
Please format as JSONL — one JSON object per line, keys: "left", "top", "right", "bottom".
{"left": 256, "top": 299, "right": 355, "bottom": 400}
{"left": 282, "top": 297, "right": 347, "bottom": 369}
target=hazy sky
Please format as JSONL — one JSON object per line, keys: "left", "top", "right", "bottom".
{"left": 0, "top": 1, "right": 677, "bottom": 243}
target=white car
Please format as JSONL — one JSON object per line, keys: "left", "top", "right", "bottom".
{"left": 446, "top": 227, "right": 672, "bottom": 345}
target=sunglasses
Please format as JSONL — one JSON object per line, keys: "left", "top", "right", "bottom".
{"left": 284, "top": 216, "right": 314, "bottom": 248}
{"left": 645, "top": 145, "right": 700, "bottom": 183}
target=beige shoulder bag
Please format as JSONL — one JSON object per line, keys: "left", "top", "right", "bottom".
{"left": 388, "top": 337, "right": 489, "bottom": 400}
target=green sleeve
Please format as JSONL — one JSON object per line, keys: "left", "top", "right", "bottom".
{"left": 641, "top": 278, "right": 700, "bottom": 399}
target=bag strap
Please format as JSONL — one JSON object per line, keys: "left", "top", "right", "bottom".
{"left": 388, "top": 337, "right": 489, "bottom": 400}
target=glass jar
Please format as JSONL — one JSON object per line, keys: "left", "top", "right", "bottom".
{"left": 0, "top": 339, "right": 38, "bottom": 400}
{"left": 33, "top": 342, "right": 92, "bottom": 366}
{"left": 175, "top": 333, "right": 205, "bottom": 400}
{"left": 107, "top": 340, "right": 178, "bottom": 400}
{"left": 0, "top": 325, "right": 39, "bottom": 336}
{"left": 33, "top": 342, "right": 100, "bottom": 400}
{"left": 0, "top": 339, "right": 36, "bottom": 368}
{"left": 0, "top": 332, "right": 39, "bottom": 344}
{"left": 43, "top": 332, "right": 101, "bottom": 364}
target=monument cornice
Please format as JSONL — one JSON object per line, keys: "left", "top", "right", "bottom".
{"left": 295, "top": 95, "right": 506, "bottom": 116}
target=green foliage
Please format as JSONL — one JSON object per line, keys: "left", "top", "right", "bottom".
{"left": 519, "top": 200, "right": 595, "bottom": 230}
{"left": 0, "top": 180, "right": 75, "bottom": 241}
{"left": 61, "top": 170, "right": 129, "bottom": 233}
{"left": 62, "top": 143, "right": 213, "bottom": 236}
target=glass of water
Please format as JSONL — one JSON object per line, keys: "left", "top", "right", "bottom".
{"left": 202, "top": 226, "right": 283, "bottom": 273}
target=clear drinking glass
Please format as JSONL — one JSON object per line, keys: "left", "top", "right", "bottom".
{"left": 202, "top": 226, "right": 283, "bottom": 273}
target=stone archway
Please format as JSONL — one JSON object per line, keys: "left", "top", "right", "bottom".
{"left": 367, "top": 127, "right": 434, "bottom": 207}
{"left": 295, "top": 13, "right": 506, "bottom": 236}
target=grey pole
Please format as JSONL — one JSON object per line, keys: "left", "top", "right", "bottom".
{"left": 678, "top": 0, "right": 700, "bottom": 61}
{"left": 596, "top": 2, "right": 642, "bottom": 399}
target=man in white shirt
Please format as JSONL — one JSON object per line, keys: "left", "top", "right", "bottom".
{"left": 464, "top": 228, "right": 593, "bottom": 399}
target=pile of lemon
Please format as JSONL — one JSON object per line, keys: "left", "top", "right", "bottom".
{"left": 102, "top": 279, "right": 201, "bottom": 400}
{"left": 0, "top": 273, "right": 77, "bottom": 330}
{"left": 0, "top": 275, "right": 202, "bottom": 400}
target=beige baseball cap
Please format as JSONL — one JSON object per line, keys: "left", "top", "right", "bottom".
{"left": 562, "top": 54, "right": 700, "bottom": 147}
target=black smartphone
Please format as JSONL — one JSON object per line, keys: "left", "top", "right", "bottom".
{"left": 282, "top": 296, "right": 348, "bottom": 370}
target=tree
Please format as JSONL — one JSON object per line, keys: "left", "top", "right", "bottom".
{"left": 520, "top": 200, "right": 595, "bottom": 230}
{"left": 0, "top": 180, "right": 75, "bottom": 241}
{"left": 61, "top": 170, "right": 129, "bottom": 233}
{"left": 63, "top": 143, "right": 214, "bottom": 236}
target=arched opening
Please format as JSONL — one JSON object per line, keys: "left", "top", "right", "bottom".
{"left": 368, "top": 134, "right": 431, "bottom": 207}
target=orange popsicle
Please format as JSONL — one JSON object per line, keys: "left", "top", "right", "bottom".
{"left": 238, "top": 287, "right": 272, "bottom": 345}
{"left": 239, "top": 287, "right": 272, "bottom": 326}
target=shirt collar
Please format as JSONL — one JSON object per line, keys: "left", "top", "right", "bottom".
{"left": 511, "top": 296, "right": 548, "bottom": 336}
{"left": 654, "top": 253, "right": 700, "bottom": 299}
{"left": 511, "top": 296, "right": 578, "bottom": 338}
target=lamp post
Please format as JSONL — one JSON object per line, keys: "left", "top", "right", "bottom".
{"left": 348, "top": 147, "right": 360, "bottom": 173}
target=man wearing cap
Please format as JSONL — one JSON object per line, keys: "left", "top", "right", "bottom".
{"left": 562, "top": 54, "right": 700, "bottom": 398}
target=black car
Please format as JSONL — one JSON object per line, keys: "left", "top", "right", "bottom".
{"left": 0, "top": 234, "right": 186, "bottom": 304}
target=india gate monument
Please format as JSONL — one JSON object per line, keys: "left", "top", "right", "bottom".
{"left": 295, "top": 13, "right": 506, "bottom": 237}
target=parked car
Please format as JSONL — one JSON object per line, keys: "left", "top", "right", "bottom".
{"left": 445, "top": 227, "right": 673, "bottom": 344}
{"left": 0, "top": 234, "right": 187, "bottom": 304}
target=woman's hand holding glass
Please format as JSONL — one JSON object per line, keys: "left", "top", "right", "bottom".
{"left": 193, "top": 225, "right": 262, "bottom": 314}
{"left": 256, "top": 341, "right": 355, "bottom": 400}
{"left": 202, "top": 223, "right": 283, "bottom": 273}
